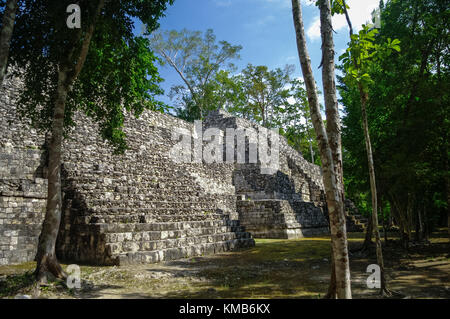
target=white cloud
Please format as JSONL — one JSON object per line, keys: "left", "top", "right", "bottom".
{"left": 306, "top": 0, "right": 380, "bottom": 41}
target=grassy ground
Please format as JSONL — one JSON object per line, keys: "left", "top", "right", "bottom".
{"left": 1, "top": 230, "right": 449, "bottom": 299}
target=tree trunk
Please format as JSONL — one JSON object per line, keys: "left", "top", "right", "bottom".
{"left": 318, "top": 0, "right": 348, "bottom": 298}
{"left": 35, "top": 68, "right": 70, "bottom": 283}
{"left": 326, "top": 255, "right": 337, "bottom": 299}
{"left": 291, "top": 0, "right": 351, "bottom": 299}
{"left": 447, "top": 204, "right": 449, "bottom": 240}
{"left": 383, "top": 216, "right": 388, "bottom": 243}
{"left": 341, "top": 0, "right": 388, "bottom": 295}
{"left": 34, "top": 0, "right": 105, "bottom": 282}
{"left": 358, "top": 85, "right": 390, "bottom": 296}
{"left": 446, "top": 159, "right": 450, "bottom": 240}
{"left": 383, "top": 206, "right": 389, "bottom": 244}
{"left": 415, "top": 205, "right": 424, "bottom": 242}
{"left": 159, "top": 50, "right": 203, "bottom": 119}
{"left": 319, "top": 0, "right": 344, "bottom": 198}
{"left": 361, "top": 211, "right": 373, "bottom": 251}
{"left": 0, "top": 0, "right": 18, "bottom": 85}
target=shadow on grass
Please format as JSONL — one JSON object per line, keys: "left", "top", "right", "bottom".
{"left": 0, "top": 271, "right": 35, "bottom": 298}
{"left": 153, "top": 239, "right": 334, "bottom": 299}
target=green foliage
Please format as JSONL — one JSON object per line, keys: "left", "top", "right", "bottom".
{"left": 151, "top": 26, "right": 320, "bottom": 161}
{"left": 339, "top": 0, "right": 449, "bottom": 232}
{"left": 221, "top": 64, "right": 293, "bottom": 127}
{"left": 314, "top": 0, "right": 349, "bottom": 15}
{"left": 150, "top": 28, "right": 241, "bottom": 120}
{"left": 339, "top": 25, "right": 400, "bottom": 87}
{"left": 8, "top": 0, "right": 173, "bottom": 153}
{"left": 214, "top": 65, "right": 320, "bottom": 161}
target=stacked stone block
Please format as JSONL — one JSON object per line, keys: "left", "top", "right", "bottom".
{"left": 0, "top": 75, "right": 48, "bottom": 265}
{"left": 204, "top": 110, "right": 330, "bottom": 239}
{"left": 1, "top": 74, "right": 254, "bottom": 266}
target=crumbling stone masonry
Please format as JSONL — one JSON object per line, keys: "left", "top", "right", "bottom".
{"left": 0, "top": 73, "right": 334, "bottom": 266}
{"left": 204, "top": 111, "right": 330, "bottom": 239}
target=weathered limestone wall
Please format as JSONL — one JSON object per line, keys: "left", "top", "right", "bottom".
{"left": 0, "top": 73, "right": 330, "bottom": 265}
{"left": 204, "top": 110, "right": 329, "bottom": 239}
{"left": 0, "top": 74, "right": 254, "bottom": 266}
{"left": 0, "top": 76, "right": 48, "bottom": 265}
{"left": 56, "top": 106, "right": 253, "bottom": 265}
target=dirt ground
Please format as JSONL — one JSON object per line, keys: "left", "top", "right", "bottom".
{"left": 1, "top": 230, "right": 449, "bottom": 299}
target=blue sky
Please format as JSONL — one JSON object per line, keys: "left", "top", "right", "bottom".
{"left": 150, "top": 0, "right": 380, "bottom": 107}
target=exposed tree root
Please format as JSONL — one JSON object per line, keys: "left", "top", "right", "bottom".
{"left": 34, "top": 254, "right": 67, "bottom": 286}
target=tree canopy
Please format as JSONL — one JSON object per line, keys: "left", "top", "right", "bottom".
{"left": 8, "top": 0, "right": 173, "bottom": 153}
{"left": 339, "top": 0, "right": 449, "bottom": 241}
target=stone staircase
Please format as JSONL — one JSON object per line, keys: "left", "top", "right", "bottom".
{"left": 203, "top": 111, "right": 330, "bottom": 239}
{"left": 237, "top": 199, "right": 329, "bottom": 239}
{"left": 345, "top": 199, "right": 368, "bottom": 232}
{"left": 56, "top": 127, "right": 255, "bottom": 265}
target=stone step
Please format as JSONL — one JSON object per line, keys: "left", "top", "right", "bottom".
{"left": 64, "top": 155, "right": 183, "bottom": 167}
{"left": 67, "top": 219, "right": 243, "bottom": 235}
{"left": 106, "top": 231, "right": 252, "bottom": 254}
{"left": 75, "top": 212, "right": 230, "bottom": 224}
{"left": 67, "top": 184, "right": 204, "bottom": 196}
{"left": 104, "top": 225, "right": 247, "bottom": 243}
{"left": 90, "top": 219, "right": 241, "bottom": 233}
{"left": 78, "top": 206, "right": 224, "bottom": 216}
{"left": 66, "top": 191, "right": 232, "bottom": 203}
{"left": 345, "top": 215, "right": 367, "bottom": 232}
{"left": 64, "top": 172, "right": 200, "bottom": 182}
{"left": 66, "top": 191, "right": 207, "bottom": 201}
{"left": 73, "top": 206, "right": 226, "bottom": 216}
{"left": 67, "top": 180, "right": 204, "bottom": 191}
{"left": 64, "top": 172, "right": 199, "bottom": 185}
{"left": 115, "top": 237, "right": 255, "bottom": 265}
{"left": 82, "top": 199, "right": 222, "bottom": 210}
{"left": 66, "top": 183, "right": 203, "bottom": 193}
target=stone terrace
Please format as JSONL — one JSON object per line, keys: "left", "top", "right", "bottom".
{"left": 0, "top": 74, "right": 341, "bottom": 266}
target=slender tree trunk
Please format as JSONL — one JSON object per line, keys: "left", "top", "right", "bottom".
{"left": 406, "top": 194, "right": 413, "bottom": 244}
{"left": 422, "top": 202, "right": 429, "bottom": 241}
{"left": 159, "top": 50, "right": 204, "bottom": 119}
{"left": 319, "top": 0, "right": 344, "bottom": 198}
{"left": 292, "top": 0, "right": 351, "bottom": 299}
{"left": 327, "top": 256, "right": 337, "bottom": 299}
{"left": 383, "top": 214, "right": 388, "bottom": 244}
{"left": 415, "top": 205, "right": 424, "bottom": 242}
{"left": 35, "top": 68, "right": 70, "bottom": 283}
{"left": 446, "top": 158, "right": 450, "bottom": 240}
{"left": 447, "top": 202, "right": 449, "bottom": 240}
{"left": 341, "top": 0, "right": 389, "bottom": 295}
{"left": 361, "top": 211, "right": 373, "bottom": 251}
{"left": 358, "top": 85, "right": 390, "bottom": 296}
{"left": 0, "top": 0, "right": 18, "bottom": 85}
{"left": 383, "top": 202, "right": 389, "bottom": 243}
{"left": 318, "top": 0, "right": 347, "bottom": 298}
{"left": 35, "top": 0, "right": 105, "bottom": 282}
